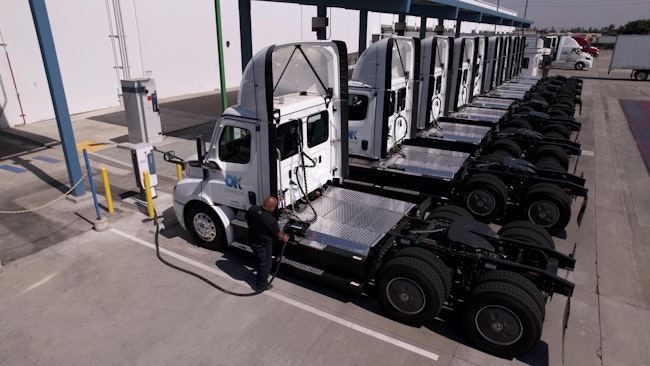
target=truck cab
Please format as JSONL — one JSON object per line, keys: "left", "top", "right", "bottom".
{"left": 549, "top": 36, "right": 593, "bottom": 70}
{"left": 348, "top": 36, "right": 418, "bottom": 159}
{"left": 167, "top": 41, "right": 349, "bottom": 248}
{"left": 572, "top": 35, "right": 599, "bottom": 57}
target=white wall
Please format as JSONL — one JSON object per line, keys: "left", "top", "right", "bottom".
{"left": 0, "top": 1, "right": 514, "bottom": 129}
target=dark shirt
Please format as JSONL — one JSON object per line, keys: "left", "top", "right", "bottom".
{"left": 245, "top": 205, "right": 279, "bottom": 247}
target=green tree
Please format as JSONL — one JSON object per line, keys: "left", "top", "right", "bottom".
{"left": 622, "top": 19, "right": 650, "bottom": 34}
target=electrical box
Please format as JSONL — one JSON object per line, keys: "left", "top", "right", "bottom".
{"left": 131, "top": 142, "right": 158, "bottom": 198}
{"left": 121, "top": 78, "right": 163, "bottom": 144}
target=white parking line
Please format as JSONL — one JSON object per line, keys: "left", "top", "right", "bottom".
{"left": 111, "top": 228, "right": 441, "bottom": 362}
{"left": 582, "top": 150, "right": 595, "bottom": 156}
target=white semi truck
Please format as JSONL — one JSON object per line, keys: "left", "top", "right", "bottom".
{"left": 608, "top": 35, "right": 650, "bottom": 81}
{"left": 347, "top": 36, "right": 588, "bottom": 233}
{"left": 163, "top": 40, "right": 576, "bottom": 358}
{"left": 541, "top": 35, "right": 593, "bottom": 71}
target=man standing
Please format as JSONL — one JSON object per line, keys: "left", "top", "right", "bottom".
{"left": 245, "top": 196, "right": 289, "bottom": 291}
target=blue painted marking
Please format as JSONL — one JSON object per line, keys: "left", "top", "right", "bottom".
{"left": 0, "top": 165, "right": 28, "bottom": 173}
{"left": 33, "top": 156, "right": 61, "bottom": 163}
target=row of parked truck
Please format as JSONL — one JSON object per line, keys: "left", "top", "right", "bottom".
{"left": 163, "top": 34, "right": 587, "bottom": 358}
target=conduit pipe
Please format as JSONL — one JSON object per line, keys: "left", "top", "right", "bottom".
{"left": 0, "top": 28, "right": 27, "bottom": 125}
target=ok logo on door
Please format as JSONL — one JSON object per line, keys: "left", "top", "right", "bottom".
{"left": 225, "top": 174, "right": 242, "bottom": 190}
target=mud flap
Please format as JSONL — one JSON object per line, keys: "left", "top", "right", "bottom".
{"left": 562, "top": 296, "right": 571, "bottom": 364}
{"left": 577, "top": 195, "right": 588, "bottom": 226}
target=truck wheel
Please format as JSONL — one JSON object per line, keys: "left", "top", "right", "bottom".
{"left": 486, "top": 139, "right": 523, "bottom": 158}
{"left": 535, "top": 158, "right": 566, "bottom": 172}
{"left": 461, "top": 174, "right": 508, "bottom": 222}
{"left": 634, "top": 70, "right": 649, "bottom": 81}
{"left": 522, "top": 183, "right": 572, "bottom": 234}
{"left": 429, "top": 204, "right": 472, "bottom": 225}
{"left": 498, "top": 221, "right": 556, "bottom": 249}
{"left": 532, "top": 145, "right": 570, "bottom": 171}
{"left": 542, "top": 123, "right": 571, "bottom": 139}
{"left": 549, "top": 110, "right": 569, "bottom": 119}
{"left": 462, "top": 281, "right": 543, "bottom": 358}
{"left": 504, "top": 118, "right": 532, "bottom": 130}
{"left": 394, "top": 247, "right": 452, "bottom": 298}
{"left": 475, "top": 270, "right": 547, "bottom": 317}
{"left": 574, "top": 62, "right": 585, "bottom": 71}
{"left": 185, "top": 203, "right": 226, "bottom": 250}
{"left": 377, "top": 256, "right": 445, "bottom": 326}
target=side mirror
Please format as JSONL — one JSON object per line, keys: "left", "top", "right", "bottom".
{"left": 163, "top": 150, "right": 185, "bottom": 168}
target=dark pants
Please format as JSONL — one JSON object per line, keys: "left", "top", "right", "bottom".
{"left": 251, "top": 243, "right": 272, "bottom": 290}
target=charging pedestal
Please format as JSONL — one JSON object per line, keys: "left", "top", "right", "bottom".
{"left": 121, "top": 78, "right": 163, "bottom": 144}
{"left": 131, "top": 142, "right": 158, "bottom": 199}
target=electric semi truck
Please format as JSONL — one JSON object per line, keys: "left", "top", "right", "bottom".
{"left": 348, "top": 36, "right": 587, "bottom": 233}
{"left": 163, "top": 40, "right": 576, "bottom": 358}
{"left": 416, "top": 35, "right": 582, "bottom": 171}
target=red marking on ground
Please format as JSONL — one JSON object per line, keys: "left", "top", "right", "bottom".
{"left": 620, "top": 100, "right": 650, "bottom": 174}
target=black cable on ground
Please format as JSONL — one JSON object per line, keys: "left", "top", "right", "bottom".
{"left": 152, "top": 211, "right": 287, "bottom": 297}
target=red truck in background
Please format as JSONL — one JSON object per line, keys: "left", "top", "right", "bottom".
{"left": 572, "top": 35, "right": 599, "bottom": 57}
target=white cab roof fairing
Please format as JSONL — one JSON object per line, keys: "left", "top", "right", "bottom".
{"left": 352, "top": 36, "right": 417, "bottom": 89}
{"left": 238, "top": 41, "right": 344, "bottom": 123}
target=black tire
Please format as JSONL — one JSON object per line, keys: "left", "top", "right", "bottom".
{"left": 549, "top": 110, "right": 569, "bottom": 119}
{"left": 532, "top": 145, "right": 570, "bottom": 171}
{"left": 535, "top": 158, "right": 566, "bottom": 172}
{"left": 185, "top": 203, "right": 226, "bottom": 250}
{"left": 505, "top": 118, "right": 532, "bottom": 130}
{"left": 460, "top": 174, "right": 509, "bottom": 222}
{"left": 486, "top": 139, "right": 523, "bottom": 158}
{"left": 542, "top": 124, "right": 571, "bottom": 139}
{"left": 475, "top": 270, "right": 547, "bottom": 317}
{"left": 429, "top": 204, "right": 473, "bottom": 224}
{"left": 393, "top": 247, "right": 452, "bottom": 299}
{"left": 377, "top": 256, "right": 445, "bottom": 326}
{"left": 498, "top": 220, "right": 556, "bottom": 249}
{"left": 462, "top": 281, "right": 544, "bottom": 358}
{"left": 634, "top": 70, "right": 648, "bottom": 81}
{"left": 574, "top": 62, "right": 585, "bottom": 71}
{"left": 522, "top": 183, "right": 572, "bottom": 234}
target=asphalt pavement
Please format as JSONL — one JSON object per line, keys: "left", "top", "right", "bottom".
{"left": 1, "top": 50, "right": 650, "bottom": 365}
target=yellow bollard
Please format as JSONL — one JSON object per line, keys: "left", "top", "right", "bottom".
{"left": 176, "top": 164, "right": 183, "bottom": 181}
{"left": 101, "top": 167, "right": 114, "bottom": 213}
{"left": 143, "top": 171, "right": 155, "bottom": 219}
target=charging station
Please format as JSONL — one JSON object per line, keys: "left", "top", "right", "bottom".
{"left": 131, "top": 142, "right": 158, "bottom": 198}
{"left": 121, "top": 78, "right": 163, "bottom": 144}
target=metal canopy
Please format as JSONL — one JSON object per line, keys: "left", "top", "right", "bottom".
{"left": 240, "top": 0, "right": 532, "bottom": 74}
{"left": 255, "top": 0, "right": 533, "bottom": 28}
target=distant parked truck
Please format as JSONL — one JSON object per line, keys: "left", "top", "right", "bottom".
{"left": 571, "top": 35, "right": 599, "bottom": 57}
{"left": 608, "top": 35, "right": 650, "bottom": 81}
{"left": 543, "top": 36, "right": 593, "bottom": 70}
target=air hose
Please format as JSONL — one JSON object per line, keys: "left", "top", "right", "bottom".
{"left": 152, "top": 211, "right": 289, "bottom": 297}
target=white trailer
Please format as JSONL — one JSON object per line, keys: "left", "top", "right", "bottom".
{"left": 608, "top": 35, "right": 650, "bottom": 81}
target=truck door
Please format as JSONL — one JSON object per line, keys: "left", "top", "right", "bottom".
{"left": 207, "top": 117, "right": 261, "bottom": 211}
{"left": 348, "top": 89, "right": 381, "bottom": 158}
{"left": 302, "top": 110, "right": 334, "bottom": 192}
{"left": 387, "top": 85, "right": 409, "bottom": 153}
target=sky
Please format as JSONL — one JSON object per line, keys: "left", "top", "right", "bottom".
{"left": 495, "top": 0, "right": 650, "bottom": 30}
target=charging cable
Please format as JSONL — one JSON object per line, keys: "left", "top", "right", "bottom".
{"left": 152, "top": 211, "right": 289, "bottom": 297}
